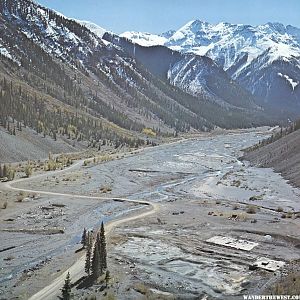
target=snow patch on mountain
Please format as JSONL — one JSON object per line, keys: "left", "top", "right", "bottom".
{"left": 278, "top": 73, "right": 299, "bottom": 90}
{"left": 0, "top": 42, "right": 21, "bottom": 65}
{"left": 268, "top": 43, "right": 300, "bottom": 63}
{"left": 0, "top": 44, "right": 13, "bottom": 60}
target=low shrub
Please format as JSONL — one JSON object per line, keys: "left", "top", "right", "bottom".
{"left": 246, "top": 205, "right": 257, "bottom": 214}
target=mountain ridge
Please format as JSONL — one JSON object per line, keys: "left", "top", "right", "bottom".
{"left": 121, "top": 19, "right": 300, "bottom": 115}
{"left": 103, "top": 32, "right": 261, "bottom": 109}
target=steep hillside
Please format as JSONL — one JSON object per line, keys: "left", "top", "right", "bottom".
{"left": 167, "top": 54, "right": 258, "bottom": 109}
{"left": 0, "top": 126, "right": 83, "bottom": 163}
{"left": 122, "top": 20, "right": 300, "bottom": 116}
{"left": 0, "top": 0, "right": 281, "bottom": 163}
{"left": 0, "top": 0, "right": 147, "bottom": 152}
{"left": 243, "top": 122, "right": 300, "bottom": 187}
{"left": 104, "top": 32, "right": 265, "bottom": 112}
{"left": 0, "top": 0, "right": 212, "bottom": 151}
{"left": 0, "top": 0, "right": 272, "bottom": 156}
{"left": 236, "top": 51, "right": 300, "bottom": 115}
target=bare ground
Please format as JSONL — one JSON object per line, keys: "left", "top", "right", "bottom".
{"left": 0, "top": 126, "right": 83, "bottom": 163}
{"left": 1, "top": 128, "right": 300, "bottom": 300}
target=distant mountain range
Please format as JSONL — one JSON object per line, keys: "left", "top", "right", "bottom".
{"left": 0, "top": 0, "right": 298, "bottom": 161}
{"left": 121, "top": 20, "right": 300, "bottom": 115}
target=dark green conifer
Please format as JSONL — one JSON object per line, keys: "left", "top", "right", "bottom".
{"left": 105, "top": 270, "right": 110, "bottom": 288}
{"left": 91, "top": 242, "right": 100, "bottom": 280}
{"left": 60, "top": 272, "right": 72, "bottom": 300}
{"left": 81, "top": 228, "right": 87, "bottom": 247}
{"left": 99, "top": 222, "right": 107, "bottom": 272}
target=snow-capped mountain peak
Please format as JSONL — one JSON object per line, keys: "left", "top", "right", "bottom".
{"left": 120, "top": 31, "right": 167, "bottom": 47}
{"left": 174, "top": 19, "right": 210, "bottom": 35}
{"left": 121, "top": 20, "right": 300, "bottom": 113}
{"left": 122, "top": 20, "right": 300, "bottom": 71}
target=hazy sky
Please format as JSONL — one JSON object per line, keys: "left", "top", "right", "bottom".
{"left": 36, "top": 0, "right": 300, "bottom": 34}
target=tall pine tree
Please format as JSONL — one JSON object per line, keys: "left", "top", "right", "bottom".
{"left": 91, "top": 222, "right": 108, "bottom": 280}
{"left": 60, "top": 272, "right": 72, "bottom": 300}
{"left": 85, "top": 232, "right": 92, "bottom": 276}
{"left": 91, "top": 242, "right": 100, "bottom": 280}
{"left": 99, "top": 222, "right": 107, "bottom": 272}
{"left": 81, "top": 228, "right": 87, "bottom": 248}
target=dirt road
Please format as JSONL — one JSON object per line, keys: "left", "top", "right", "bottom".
{"left": 3, "top": 158, "right": 159, "bottom": 300}
{"left": 28, "top": 202, "right": 158, "bottom": 300}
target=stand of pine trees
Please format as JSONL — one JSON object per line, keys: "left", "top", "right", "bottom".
{"left": 84, "top": 231, "right": 93, "bottom": 276}
{"left": 0, "top": 75, "right": 145, "bottom": 151}
{"left": 85, "top": 222, "right": 107, "bottom": 281}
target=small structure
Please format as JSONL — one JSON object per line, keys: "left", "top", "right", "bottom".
{"left": 206, "top": 236, "right": 259, "bottom": 251}
{"left": 251, "top": 257, "right": 285, "bottom": 272}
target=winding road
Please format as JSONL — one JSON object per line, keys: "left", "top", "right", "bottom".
{"left": 3, "top": 157, "right": 159, "bottom": 300}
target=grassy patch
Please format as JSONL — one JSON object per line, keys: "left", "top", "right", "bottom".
{"left": 16, "top": 195, "right": 24, "bottom": 202}
{"left": 100, "top": 186, "right": 112, "bottom": 193}
{"left": 276, "top": 206, "right": 284, "bottom": 212}
{"left": 246, "top": 205, "right": 258, "bottom": 214}
{"left": 232, "top": 180, "right": 241, "bottom": 187}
